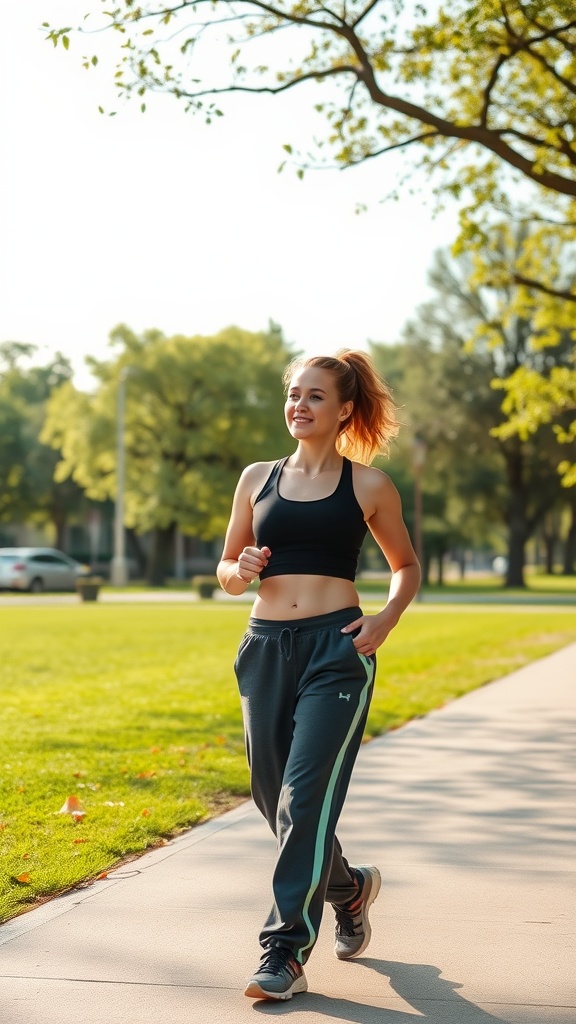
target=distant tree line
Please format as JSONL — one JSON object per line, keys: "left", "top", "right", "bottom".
{"left": 1, "top": 247, "right": 574, "bottom": 586}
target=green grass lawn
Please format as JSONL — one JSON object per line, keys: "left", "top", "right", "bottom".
{"left": 1, "top": 601, "right": 575, "bottom": 922}
{"left": 358, "top": 570, "right": 576, "bottom": 597}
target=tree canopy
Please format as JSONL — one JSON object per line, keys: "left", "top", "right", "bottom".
{"left": 0, "top": 343, "right": 83, "bottom": 544}
{"left": 373, "top": 241, "right": 574, "bottom": 585}
{"left": 41, "top": 325, "right": 295, "bottom": 580}
{"left": 47, "top": 1, "right": 576, "bottom": 202}
{"left": 46, "top": 1, "right": 576, "bottom": 470}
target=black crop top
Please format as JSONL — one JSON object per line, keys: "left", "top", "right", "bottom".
{"left": 252, "top": 456, "right": 368, "bottom": 581}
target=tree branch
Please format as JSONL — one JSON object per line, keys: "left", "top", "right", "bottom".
{"left": 342, "top": 130, "right": 440, "bottom": 164}
{"left": 480, "top": 53, "right": 508, "bottom": 128}
{"left": 513, "top": 274, "right": 576, "bottom": 304}
{"left": 178, "top": 63, "right": 358, "bottom": 100}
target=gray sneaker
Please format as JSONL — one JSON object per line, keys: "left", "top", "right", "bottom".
{"left": 333, "top": 865, "right": 381, "bottom": 960}
{"left": 244, "top": 946, "right": 308, "bottom": 1001}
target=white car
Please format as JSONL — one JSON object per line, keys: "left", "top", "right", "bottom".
{"left": 0, "top": 548, "right": 90, "bottom": 593}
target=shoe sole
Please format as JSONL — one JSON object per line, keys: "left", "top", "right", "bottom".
{"left": 244, "top": 974, "right": 308, "bottom": 1000}
{"left": 335, "top": 864, "right": 381, "bottom": 960}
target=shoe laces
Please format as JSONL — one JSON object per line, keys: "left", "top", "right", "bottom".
{"left": 335, "top": 894, "right": 363, "bottom": 937}
{"left": 258, "top": 946, "right": 299, "bottom": 977}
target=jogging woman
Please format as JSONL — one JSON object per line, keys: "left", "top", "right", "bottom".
{"left": 217, "top": 351, "right": 420, "bottom": 1001}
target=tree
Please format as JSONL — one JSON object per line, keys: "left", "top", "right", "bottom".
{"left": 0, "top": 343, "right": 84, "bottom": 545}
{"left": 377, "top": 243, "right": 573, "bottom": 587}
{"left": 42, "top": 324, "right": 294, "bottom": 583}
{"left": 47, "top": 1, "right": 576, "bottom": 201}
{"left": 47, "top": 1, "right": 576, "bottom": 463}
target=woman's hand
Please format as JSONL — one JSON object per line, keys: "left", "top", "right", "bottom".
{"left": 237, "top": 546, "right": 271, "bottom": 584}
{"left": 340, "top": 610, "right": 396, "bottom": 657}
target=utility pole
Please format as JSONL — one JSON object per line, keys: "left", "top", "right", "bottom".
{"left": 110, "top": 367, "right": 129, "bottom": 586}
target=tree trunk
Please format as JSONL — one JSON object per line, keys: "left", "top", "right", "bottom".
{"left": 147, "top": 523, "right": 176, "bottom": 586}
{"left": 506, "top": 523, "right": 527, "bottom": 588}
{"left": 541, "top": 512, "right": 559, "bottom": 575}
{"left": 51, "top": 509, "right": 67, "bottom": 551}
{"left": 563, "top": 503, "right": 576, "bottom": 576}
{"left": 437, "top": 552, "right": 444, "bottom": 586}
{"left": 126, "top": 527, "right": 147, "bottom": 578}
{"left": 502, "top": 443, "right": 528, "bottom": 589}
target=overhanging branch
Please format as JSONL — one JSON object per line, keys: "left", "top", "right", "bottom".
{"left": 514, "top": 274, "right": 576, "bottom": 304}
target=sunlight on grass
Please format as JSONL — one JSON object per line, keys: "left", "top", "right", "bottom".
{"left": 1, "top": 602, "right": 574, "bottom": 921}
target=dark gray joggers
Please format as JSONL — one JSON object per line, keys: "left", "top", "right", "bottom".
{"left": 234, "top": 606, "right": 376, "bottom": 965}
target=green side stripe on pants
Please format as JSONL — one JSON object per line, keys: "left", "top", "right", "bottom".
{"left": 298, "top": 652, "right": 375, "bottom": 963}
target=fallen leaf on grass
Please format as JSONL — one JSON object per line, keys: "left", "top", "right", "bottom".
{"left": 57, "top": 795, "right": 86, "bottom": 820}
{"left": 13, "top": 873, "right": 31, "bottom": 884}
{"left": 141, "top": 808, "right": 152, "bottom": 817}
{"left": 150, "top": 746, "right": 162, "bottom": 754}
{"left": 96, "top": 872, "right": 108, "bottom": 880}
{"left": 73, "top": 838, "right": 89, "bottom": 844}
{"left": 0, "top": 823, "right": 6, "bottom": 831}
{"left": 136, "top": 770, "right": 156, "bottom": 779}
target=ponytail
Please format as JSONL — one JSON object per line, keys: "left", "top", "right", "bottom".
{"left": 282, "top": 350, "right": 398, "bottom": 464}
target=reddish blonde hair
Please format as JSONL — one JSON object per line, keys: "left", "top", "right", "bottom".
{"left": 282, "top": 350, "right": 398, "bottom": 464}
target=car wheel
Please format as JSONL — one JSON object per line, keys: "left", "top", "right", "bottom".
{"left": 29, "top": 577, "right": 44, "bottom": 594}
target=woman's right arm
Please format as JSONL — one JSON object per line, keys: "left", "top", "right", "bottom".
{"left": 217, "top": 464, "right": 272, "bottom": 596}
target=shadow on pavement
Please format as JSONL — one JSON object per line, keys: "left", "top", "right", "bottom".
{"left": 252, "top": 959, "right": 513, "bottom": 1023}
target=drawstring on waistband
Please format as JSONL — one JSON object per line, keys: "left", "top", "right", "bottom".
{"left": 279, "top": 626, "right": 298, "bottom": 662}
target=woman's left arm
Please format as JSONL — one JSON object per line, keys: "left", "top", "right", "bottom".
{"left": 341, "top": 469, "right": 421, "bottom": 656}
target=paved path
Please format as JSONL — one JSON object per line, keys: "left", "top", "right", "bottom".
{"left": 1, "top": 645, "right": 574, "bottom": 1023}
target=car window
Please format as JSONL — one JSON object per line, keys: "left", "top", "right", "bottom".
{"left": 29, "top": 554, "right": 51, "bottom": 563}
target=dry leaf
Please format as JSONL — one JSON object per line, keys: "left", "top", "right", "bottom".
{"left": 73, "top": 838, "right": 88, "bottom": 844}
{"left": 0, "top": 823, "right": 6, "bottom": 831}
{"left": 150, "top": 746, "right": 162, "bottom": 754}
{"left": 136, "top": 770, "right": 156, "bottom": 779}
{"left": 57, "top": 795, "right": 87, "bottom": 820}
{"left": 14, "top": 873, "right": 31, "bottom": 884}
{"left": 141, "top": 808, "right": 152, "bottom": 817}
{"left": 96, "top": 871, "right": 108, "bottom": 880}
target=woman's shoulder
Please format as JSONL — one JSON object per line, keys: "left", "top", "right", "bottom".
{"left": 237, "top": 459, "right": 284, "bottom": 501}
{"left": 350, "top": 461, "right": 395, "bottom": 491}
{"left": 350, "top": 461, "right": 399, "bottom": 516}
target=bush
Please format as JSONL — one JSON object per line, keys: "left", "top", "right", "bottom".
{"left": 192, "top": 575, "right": 220, "bottom": 599}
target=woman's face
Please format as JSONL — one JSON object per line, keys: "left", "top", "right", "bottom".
{"left": 284, "top": 366, "right": 352, "bottom": 442}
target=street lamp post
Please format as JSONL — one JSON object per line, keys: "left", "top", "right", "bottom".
{"left": 110, "top": 368, "right": 129, "bottom": 586}
{"left": 412, "top": 434, "right": 427, "bottom": 601}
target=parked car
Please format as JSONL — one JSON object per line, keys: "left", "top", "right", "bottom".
{"left": 0, "top": 548, "right": 91, "bottom": 593}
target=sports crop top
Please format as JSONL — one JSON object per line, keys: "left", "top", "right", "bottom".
{"left": 252, "top": 456, "right": 368, "bottom": 581}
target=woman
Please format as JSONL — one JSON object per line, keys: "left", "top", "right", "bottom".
{"left": 217, "top": 351, "right": 420, "bottom": 1001}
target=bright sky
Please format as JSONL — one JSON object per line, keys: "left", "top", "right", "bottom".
{"left": 0, "top": 1, "right": 459, "bottom": 390}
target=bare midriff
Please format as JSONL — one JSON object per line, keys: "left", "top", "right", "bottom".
{"left": 252, "top": 574, "right": 360, "bottom": 620}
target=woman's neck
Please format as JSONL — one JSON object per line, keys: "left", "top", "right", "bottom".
{"left": 287, "top": 442, "right": 342, "bottom": 478}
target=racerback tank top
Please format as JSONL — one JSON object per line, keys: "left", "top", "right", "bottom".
{"left": 253, "top": 456, "right": 367, "bottom": 581}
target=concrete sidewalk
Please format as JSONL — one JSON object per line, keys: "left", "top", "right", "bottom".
{"left": 1, "top": 644, "right": 575, "bottom": 1024}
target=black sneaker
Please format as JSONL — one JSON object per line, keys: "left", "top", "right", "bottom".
{"left": 244, "top": 946, "right": 308, "bottom": 1001}
{"left": 333, "top": 865, "right": 381, "bottom": 960}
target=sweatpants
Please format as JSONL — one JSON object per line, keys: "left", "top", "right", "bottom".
{"left": 234, "top": 606, "right": 376, "bottom": 965}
